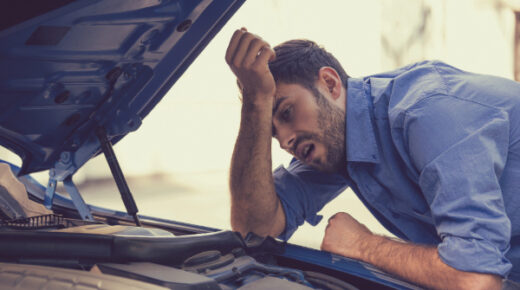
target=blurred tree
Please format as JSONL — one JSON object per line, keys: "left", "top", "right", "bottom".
{"left": 381, "top": 0, "right": 431, "bottom": 68}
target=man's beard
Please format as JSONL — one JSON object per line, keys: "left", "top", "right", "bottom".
{"left": 292, "top": 88, "right": 346, "bottom": 173}
{"left": 314, "top": 88, "right": 346, "bottom": 173}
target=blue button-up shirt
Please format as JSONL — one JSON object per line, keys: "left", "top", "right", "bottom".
{"left": 273, "top": 60, "right": 520, "bottom": 280}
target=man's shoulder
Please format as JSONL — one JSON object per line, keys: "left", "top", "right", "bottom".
{"left": 367, "top": 60, "right": 452, "bottom": 80}
{"left": 367, "top": 60, "right": 451, "bottom": 118}
{"left": 383, "top": 60, "right": 520, "bottom": 115}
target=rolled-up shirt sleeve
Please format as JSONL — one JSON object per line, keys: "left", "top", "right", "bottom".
{"left": 404, "top": 94, "right": 513, "bottom": 277}
{"left": 273, "top": 160, "right": 349, "bottom": 241}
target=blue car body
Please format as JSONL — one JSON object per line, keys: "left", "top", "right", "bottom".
{"left": 0, "top": 1, "right": 419, "bottom": 289}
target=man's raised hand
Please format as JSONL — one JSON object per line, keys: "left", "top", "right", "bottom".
{"left": 225, "top": 28, "right": 276, "bottom": 103}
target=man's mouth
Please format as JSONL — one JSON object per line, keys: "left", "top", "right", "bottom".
{"left": 297, "top": 143, "right": 315, "bottom": 163}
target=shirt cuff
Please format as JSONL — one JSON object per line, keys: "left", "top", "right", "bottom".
{"left": 275, "top": 191, "right": 324, "bottom": 241}
{"left": 438, "top": 235, "right": 512, "bottom": 277}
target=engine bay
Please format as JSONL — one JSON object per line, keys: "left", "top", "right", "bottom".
{"left": 0, "top": 214, "right": 361, "bottom": 289}
{"left": 0, "top": 160, "right": 415, "bottom": 289}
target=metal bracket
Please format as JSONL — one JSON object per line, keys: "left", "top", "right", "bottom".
{"left": 45, "top": 168, "right": 94, "bottom": 221}
{"left": 63, "top": 176, "right": 94, "bottom": 221}
{"left": 44, "top": 171, "right": 57, "bottom": 210}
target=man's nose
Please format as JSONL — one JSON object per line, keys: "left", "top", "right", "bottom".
{"left": 276, "top": 126, "right": 296, "bottom": 151}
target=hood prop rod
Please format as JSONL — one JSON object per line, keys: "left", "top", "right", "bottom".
{"left": 95, "top": 127, "right": 141, "bottom": 227}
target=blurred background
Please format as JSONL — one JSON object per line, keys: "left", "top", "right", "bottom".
{"left": 1, "top": 0, "right": 519, "bottom": 249}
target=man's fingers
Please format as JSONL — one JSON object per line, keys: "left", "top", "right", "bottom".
{"left": 225, "top": 28, "right": 247, "bottom": 65}
{"left": 243, "top": 38, "right": 268, "bottom": 67}
{"left": 253, "top": 45, "right": 275, "bottom": 67}
{"left": 328, "top": 212, "right": 342, "bottom": 223}
{"left": 225, "top": 28, "right": 274, "bottom": 71}
{"left": 231, "top": 32, "right": 257, "bottom": 67}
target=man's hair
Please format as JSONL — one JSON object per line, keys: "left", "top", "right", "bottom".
{"left": 268, "top": 39, "right": 349, "bottom": 90}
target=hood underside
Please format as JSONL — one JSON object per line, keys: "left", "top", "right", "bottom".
{"left": 0, "top": 0, "right": 244, "bottom": 179}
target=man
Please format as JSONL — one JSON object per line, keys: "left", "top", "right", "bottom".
{"left": 225, "top": 28, "right": 520, "bottom": 289}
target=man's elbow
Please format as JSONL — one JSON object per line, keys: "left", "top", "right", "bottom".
{"left": 230, "top": 221, "right": 279, "bottom": 239}
{"left": 230, "top": 215, "right": 282, "bottom": 239}
{"left": 230, "top": 200, "right": 285, "bottom": 239}
{"left": 230, "top": 215, "right": 266, "bottom": 238}
{"left": 230, "top": 218, "right": 246, "bottom": 237}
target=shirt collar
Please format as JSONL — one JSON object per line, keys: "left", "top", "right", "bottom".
{"left": 345, "top": 78, "right": 380, "bottom": 164}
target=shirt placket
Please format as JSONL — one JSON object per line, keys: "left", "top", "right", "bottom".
{"left": 347, "top": 163, "right": 408, "bottom": 240}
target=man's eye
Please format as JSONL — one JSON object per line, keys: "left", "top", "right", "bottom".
{"left": 281, "top": 106, "right": 292, "bottom": 121}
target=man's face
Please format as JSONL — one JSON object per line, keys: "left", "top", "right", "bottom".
{"left": 272, "top": 82, "right": 346, "bottom": 173}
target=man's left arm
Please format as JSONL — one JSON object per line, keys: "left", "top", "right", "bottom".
{"left": 322, "top": 212, "right": 502, "bottom": 289}
{"left": 323, "top": 95, "right": 513, "bottom": 289}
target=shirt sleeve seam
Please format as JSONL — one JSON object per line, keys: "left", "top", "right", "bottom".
{"left": 402, "top": 93, "right": 504, "bottom": 145}
{"left": 431, "top": 62, "right": 450, "bottom": 93}
{"left": 404, "top": 92, "right": 503, "bottom": 116}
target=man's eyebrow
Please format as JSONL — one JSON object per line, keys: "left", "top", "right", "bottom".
{"left": 272, "top": 96, "right": 287, "bottom": 115}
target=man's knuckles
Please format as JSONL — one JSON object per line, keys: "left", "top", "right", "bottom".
{"left": 227, "top": 34, "right": 252, "bottom": 66}
{"left": 248, "top": 38, "right": 264, "bottom": 50}
{"left": 242, "top": 45, "right": 270, "bottom": 68}
{"left": 328, "top": 212, "right": 350, "bottom": 224}
{"left": 238, "top": 31, "right": 259, "bottom": 47}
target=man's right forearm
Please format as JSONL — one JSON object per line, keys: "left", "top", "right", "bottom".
{"left": 230, "top": 99, "right": 283, "bottom": 237}
{"left": 225, "top": 28, "right": 283, "bottom": 237}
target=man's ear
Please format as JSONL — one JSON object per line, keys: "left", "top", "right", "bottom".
{"left": 318, "top": 67, "right": 342, "bottom": 100}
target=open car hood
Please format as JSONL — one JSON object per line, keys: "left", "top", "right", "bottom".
{"left": 0, "top": 0, "right": 244, "bottom": 179}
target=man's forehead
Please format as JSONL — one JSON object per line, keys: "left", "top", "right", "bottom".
{"left": 273, "top": 83, "right": 300, "bottom": 109}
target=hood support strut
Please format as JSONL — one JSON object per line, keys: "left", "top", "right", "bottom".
{"left": 95, "top": 127, "right": 141, "bottom": 227}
